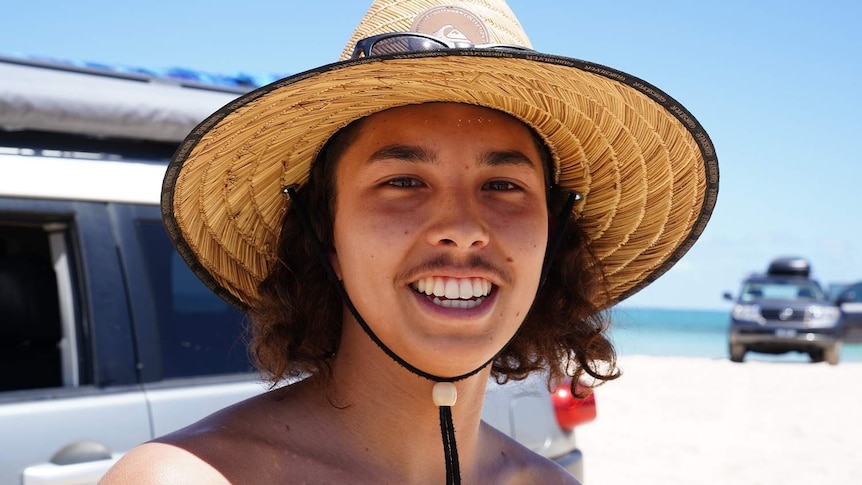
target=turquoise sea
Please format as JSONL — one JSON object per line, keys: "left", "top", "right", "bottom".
{"left": 608, "top": 307, "right": 862, "bottom": 363}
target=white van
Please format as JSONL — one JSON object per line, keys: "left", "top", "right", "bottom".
{"left": 0, "top": 56, "right": 592, "bottom": 484}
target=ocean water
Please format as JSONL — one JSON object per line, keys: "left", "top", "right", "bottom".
{"left": 608, "top": 306, "right": 862, "bottom": 363}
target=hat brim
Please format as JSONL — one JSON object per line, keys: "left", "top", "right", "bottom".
{"left": 162, "top": 49, "right": 718, "bottom": 311}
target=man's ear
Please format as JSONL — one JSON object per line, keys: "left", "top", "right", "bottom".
{"left": 329, "top": 251, "right": 342, "bottom": 280}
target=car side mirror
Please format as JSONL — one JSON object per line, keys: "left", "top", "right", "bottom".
{"left": 722, "top": 291, "right": 734, "bottom": 301}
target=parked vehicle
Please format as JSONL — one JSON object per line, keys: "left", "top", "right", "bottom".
{"left": 724, "top": 257, "right": 842, "bottom": 364}
{"left": 835, "top": 281, "right": 862, "bottom": 343}
{"left": 0, "top": 55, "right": 595, "bottom": 484}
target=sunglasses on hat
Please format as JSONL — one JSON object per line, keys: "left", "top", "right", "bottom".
{"left": 351, "top": 31, "right": 535, "bottom": 59}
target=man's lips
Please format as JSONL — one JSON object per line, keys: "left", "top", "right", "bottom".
{"left": 410, "top": 276, "right": 494, "bottom": 310}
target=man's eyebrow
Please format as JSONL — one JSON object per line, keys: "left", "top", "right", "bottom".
{"left": 366, "top": 145, "right": 539, "bottom": 170}
{"left": 367, "top": 144, "right": 437, "bottom": 164}
{"left": 482, "top": 150, "right": 539, "bottom": 170}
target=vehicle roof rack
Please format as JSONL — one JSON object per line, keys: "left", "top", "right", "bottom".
{"left": 0, "top": 54, "right": 288, "bottom": 143}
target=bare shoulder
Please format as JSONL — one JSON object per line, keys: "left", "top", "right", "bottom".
{"left": 100, "top": 382, "right": 323, "bottom": 484}
{"left": 99, "top": 441, "right": 228, "bottom": 484}
{"left": 109, "top": 395, "right": 277, "bottom": 482}
{"left": 99, "top": 390, "right": 272, "bottom": 484}
{"left": 480, "top": 421, "right": 581, "bottom": 485}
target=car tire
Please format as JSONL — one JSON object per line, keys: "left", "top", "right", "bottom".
{"left": 825, "top": 342, "right": 841, "bottom": 366}
{"left": 729, "top": 343, "right": 746, "bottom": 363}
{"left": 809, "top": 349, "right": 825, "bottom": 363}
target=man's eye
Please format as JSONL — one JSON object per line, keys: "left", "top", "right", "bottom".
{"left": 387, "top": 177, "right": 423, "bottom": 188}
{"left": 483, "top": 180, "right": 517, "bottom": 191}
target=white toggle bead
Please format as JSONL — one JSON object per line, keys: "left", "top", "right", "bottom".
{"left": 432, "top": 382, "right": 458, "bottom": 407}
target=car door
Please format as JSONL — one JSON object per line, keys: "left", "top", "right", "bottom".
{"left": 109, "top": 203, "right": 265, "bottom": 439}
{"left": 0, "top": 198, "right": 151, "bottom": 485}
{"left": 837, "top": 282, "right": 862, "bottom": 342}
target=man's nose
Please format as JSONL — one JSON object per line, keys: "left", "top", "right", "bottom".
{"left": 425, "top": 191, "right": 490, "bottom": 250}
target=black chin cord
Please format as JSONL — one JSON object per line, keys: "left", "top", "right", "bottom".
{"left": 283, "top": 186, "right": 578, "bottom": 485}
{"left": 440, "top": 405, "right": 459, "bottom": 485}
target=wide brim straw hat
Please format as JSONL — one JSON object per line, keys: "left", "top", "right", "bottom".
{"left": 162, "top": 0, "right": 719, "bottom": 312}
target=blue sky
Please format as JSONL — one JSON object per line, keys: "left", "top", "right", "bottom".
{"left": 3, "top": 0, "right": 860, "bottom": 310}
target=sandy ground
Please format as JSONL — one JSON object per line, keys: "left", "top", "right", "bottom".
{"left": 576, "top": 355, "right": 862, "bottom": 485}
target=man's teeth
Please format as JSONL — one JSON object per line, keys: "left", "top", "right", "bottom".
{"left": 414, "top": 277, "right": 491, "bottom": 300}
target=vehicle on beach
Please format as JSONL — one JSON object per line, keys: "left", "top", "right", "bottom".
{"left": 724, "top": 257, "right": 842, "bottom": 364}
{"left": 0, "top": 55, "right": 595, "bottom": 484}
{"left": 834, "top": 281, "right": 862, "bottom": 343}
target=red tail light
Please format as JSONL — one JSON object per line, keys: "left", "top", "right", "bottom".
{"left": 552, "top": 378, "right": 597, "bottom": 431}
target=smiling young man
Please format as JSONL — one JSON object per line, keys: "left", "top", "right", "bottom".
{"left": 330, "top": 104, "right": 548, "bottom": 377}
{"left": 101, "top": 0, "right": 718, "bottom": 483}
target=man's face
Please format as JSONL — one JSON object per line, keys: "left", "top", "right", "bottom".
{"left": 330, "top": 103, "right": 549, "bottom": 377}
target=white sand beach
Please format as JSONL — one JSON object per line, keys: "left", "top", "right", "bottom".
{"left": 576, "top": 355, "right": 862, "bottom": 485}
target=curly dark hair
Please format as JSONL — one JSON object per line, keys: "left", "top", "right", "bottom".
{"left": 251, "top": 108, "right": 620, "bottom": 393}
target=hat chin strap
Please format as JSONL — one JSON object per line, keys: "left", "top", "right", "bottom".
{"left": 284, "top": 186, "right": 577, "bottom": 485}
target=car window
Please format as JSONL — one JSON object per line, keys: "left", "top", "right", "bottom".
{"left": 0, "top": 221, "right": 69, "bottom": 392}
{"left": 135, "top": 220, "right": 254, "bottom": 379}
{"left": 740, "top": 281, "right": 824, "bottom": 301}
{"left": 838, "top": 283, "right": 862, "bottom": 303}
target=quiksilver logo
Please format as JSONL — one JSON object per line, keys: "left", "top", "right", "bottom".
{"left": 411, "top": 6, "right": 490, "bottom": 44}
{"left": 432, "top": 25, "right": 469, "bottom": 41}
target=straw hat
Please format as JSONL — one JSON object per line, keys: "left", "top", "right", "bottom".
{"left": 162, "top": 0, "right": 719, "bottom": 311}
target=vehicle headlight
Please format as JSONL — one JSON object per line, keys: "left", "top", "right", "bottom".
{"left": 807, "top": 305, "right": 840, "bottom": 327}
{"left": 732, "top": 304, "right": 762, "bottom": 323}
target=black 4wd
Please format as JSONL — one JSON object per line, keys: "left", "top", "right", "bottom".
{"left": 724, "top": 257, "right": 842, "bottom": 365}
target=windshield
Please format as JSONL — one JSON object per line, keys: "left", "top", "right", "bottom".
{"left": 740, "top": 280, "right": 825, "bottom": 302}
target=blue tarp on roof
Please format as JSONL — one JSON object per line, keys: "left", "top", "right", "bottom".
{"left": 1, "top": 52, "right": 289, "bottom": 90}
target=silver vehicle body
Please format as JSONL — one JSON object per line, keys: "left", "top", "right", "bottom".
{"left": 0, "top": 57, "right": 586, "bottom": 484}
